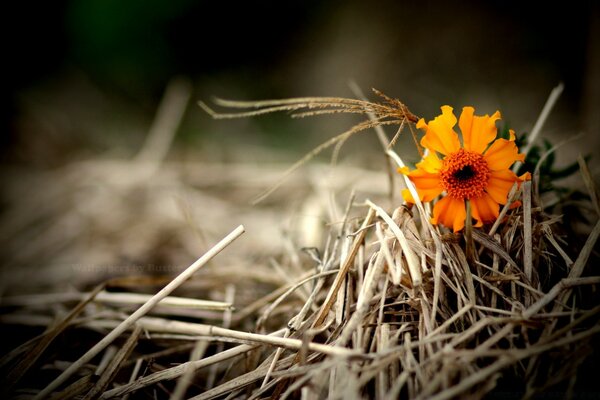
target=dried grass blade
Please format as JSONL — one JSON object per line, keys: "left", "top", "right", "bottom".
{"left": 523, "top": 181, "right": 533, "bottom": 289}
{"left": 48, "top": 375, "right": 95, "bottom": 400}
{"left": 2, "top": 284, "right": 105, "bottom": 396}
{"left": 479, "top": 276, "right": 599, "bottom": 358}
{"left": 82, "top": 324, "right": 142, "bottom": 400}
{"left": 366, "top": 200, "right": 421, "bottom": 288}
{"left": 36, "top": 225, "right": 245, "bottom": 399}
{"left": 100, "top": 342, "right": 263, "bottom": 399}
{"left": 513, "top": 83, "right": 564, "bottom": 172}
{"left": 550, "top": 220, "right": 600, "bottom": 312}
{"left": 577, "top": 155, "right": 600, "bottom": 216}
{"left": 251, "top": 123, "right": 376, "bottom": 204}
{"left": 170, "top": 340, "right": 209, "bottom": 400}
{"left": 135, "top": 77, "right": 191, "bottom": 164}
{"left": 187, "top": 356, "right": 295, "bottom": 400}
{"left": 312, "top": 208, "right": 376, "bottom": 329}
{"left": 471, "top": 230, "right": 519, "bottom": 269}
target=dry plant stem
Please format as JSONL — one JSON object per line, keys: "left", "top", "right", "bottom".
{"left": 49, "top": 376, "right": 95, "bottom": 400}
{"left": 258, "top": 270, "right": 340, "bottom": 329}
{"left": 577, "top": 155, "right": 600, "bottom": 216}
{"left": 233, "top": 278, "right": 312, "bottom": 324}
{"left": 523, "top": 181, "right": 534, "bottom": 291}
{"left": 202, "top": 94, "right": 418, "bottom": 123}
{"left": 542, "top": 225, "right": 574, "bottom": 267}
{"left": 523, "top": 276, "right": 600, "bottom": 319}
{"left": 472, "top": 230, "right": 519, "bottom": 269}
{"left": 95, "top": 346, "right": 117, "bottom": 375}
{"left": 424, "top": 305, "right": 473, "bottom": 339}
{"left": 513, "top": 83, "right": 564, "bottom": 172}
{"left": 122, "top": 359, "right": 143, "bottom": 400}
{"left": 348, "top": 82, "right": 395, "bottom": 205}
{"left": 170, "top": 340, "right": 209, "bottom": 400}
{"left": 338, "top": 245, "right": 386, "bottom": 346}
{"left": 553, "top": 219, "right": 600, "bottom": 309}
{"left": 270, "top": 206, "right": 373, "bottom": 398}
{"left": 540, "top": 305, "right": 600, "bottom": 345}
{"left": 200, "top": 91, "right": 417, "bottom": 204}
{"left": 0, "top": 335, "right": 39, "bottom": 369}
{"left": 480, "top": 274, "right": 600, "bottom": 353}
{"left": 1, "top": 283, "right": 105, "bottom": 395}
{"left": 261, "top": 330, "right": 291, "bottom": 388}
{"left": 96, "top": 292, "right": 232, "bottom": 311}
{"left": 532, "top": 134, "right": 584, "bottom": 201}
{"left": 386, "top": 148, "right": 443, "bottom": 324}
{"left": 187, "top": 356, "right": 296, "bottom": 400}
{"left": 36, "top": 225, "right": 245, "bottom": 399}
{"left": 100, "top": 329, "right": 287, "bottom": 399}
{"left": 269, "top": 259, "right": 310, "bottom": 304}
{"left": 135, "top": 77, "right": 191, "bottom": 165}
{"left": 205, "top": 284, "right": 235, "bottom": 389}
{"left": 464, "top": 201, "right": 474, "bottom": 263}
{"left": 3, "top": 291, "right": 233, "bottom": 311}
{"left": 250, "top": 119, "right": 400, "bottom": 204}
{"left": 366, "top": 200, "right": 421, "bottom": 288}
{"left": 488, "top": 184, "right": 520, "bottom": 236}
{"left": 83, "top": 325, "right": 142, "bottom": 400}
{"left": 427, "top": 325, "right": 600, "bottom": 400}
{"left": 152, "top": 318, "right": 364, "bottom": 358}
{"left": 312, "top": 208, "right": 376, "bottom": 329}
{"left": 129, "top": 317, "right": 359, "bottom": 356}
{"left": 135, "top": 320, "right": 363, "bottom": 358}
{"left": 122, "top": 344, "right": 194, "bottom": 368}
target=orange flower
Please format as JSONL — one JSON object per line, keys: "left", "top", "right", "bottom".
{"left": 401, "top": 106, "right": 530, "bottom": 232}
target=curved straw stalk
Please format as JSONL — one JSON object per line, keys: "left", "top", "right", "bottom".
{"left": 200, "top": 89, "right": 420, "bottom": 204}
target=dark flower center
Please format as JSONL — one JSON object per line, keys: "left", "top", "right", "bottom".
{"left": 440, "top": 149, "right": 490, "bottom": 199}
{"left": 453, "top": 165, "right": 475, "bottom": 181}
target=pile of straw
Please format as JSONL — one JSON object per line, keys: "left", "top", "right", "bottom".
{"left": 1, "top": 83, "right": 598, "bottom": 399}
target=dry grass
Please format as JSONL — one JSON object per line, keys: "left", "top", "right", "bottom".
{"left": 0, "top": 84, "right": 599, "bottom": 399}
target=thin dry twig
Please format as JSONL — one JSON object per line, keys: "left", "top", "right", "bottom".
{"left": 200, "top": 90, "right": 418, "bottom": 204}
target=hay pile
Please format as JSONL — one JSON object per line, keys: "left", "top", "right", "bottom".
{"left": 1, "top": 85, "right": 599, "bottom": 399}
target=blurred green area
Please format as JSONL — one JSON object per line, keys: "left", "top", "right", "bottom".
{"left": 67, "top": 0, "right": 191, "bottom": 97}
{"left": 4, "top": 0, "right": 599, "bottom": 168}
{"left": 64, "top": 0, "right": 324, "bottom": 99}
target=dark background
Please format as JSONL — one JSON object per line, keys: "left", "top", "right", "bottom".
{"left": 3, "top": 0, "right": 599, "bottom": 167}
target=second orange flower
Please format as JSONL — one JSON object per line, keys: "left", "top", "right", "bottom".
{"left": 401, "top": 106, "right": 530, "bottom": 232}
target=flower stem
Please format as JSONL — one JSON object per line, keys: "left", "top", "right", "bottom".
{"left": 465, "top": 200, "right": 475, "bottom": 264}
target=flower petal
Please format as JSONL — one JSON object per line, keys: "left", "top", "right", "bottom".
{"left": 459, "top": 107, "right": 501, "bottom": 154}
{"left": 406, "top": 169, "right": 443, "bottom": 202}
{"left": 401, "top": 188, "right": 415, "bottom": 203}
{"left": 415, "top": 152, "right": 443, "bottom": 173}
{"left": 419, "top": 106, "right": 461, "bottom": 155}
{"left": 509, "top": 200, "right": 522, "bottom": 209}
{"left": 519, "top": 171, "right": 532, "bottom": 181}
{"left": 486, "top": 169, "right": 520, "bottom": 204}
{"left": 471, "top": 193, "right": 500, "bottom": 226}
{"left": 432, "top": 196, "right": 466, "bottom": 232}
{"left": 484, "top": 138, "right": 525, "bottom": 170}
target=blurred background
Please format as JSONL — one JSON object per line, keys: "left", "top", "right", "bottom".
{"left": 2, "top": 0, "right": 599, "bottom": 292}
{"left": 4, "top": 0, "right": 599, "bottom": 164}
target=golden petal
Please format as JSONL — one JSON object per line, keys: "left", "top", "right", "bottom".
{"left": 419, "top": 106, "right": 461, "bottom": 155}
{"left": 460, "top": 107, "right": 500, "bottom": 154}
{"left": 432, "top": 196, "right": 466, "bottom": 232}
{"left": 484, "top": 139, "right": 523, "bottom": 170}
